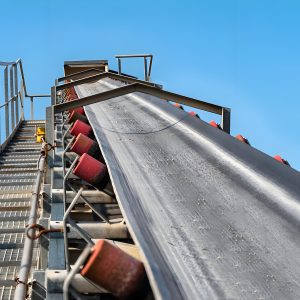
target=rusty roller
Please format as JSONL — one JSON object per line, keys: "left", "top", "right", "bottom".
{"left": 81, "top": 240, "right": 149, "bottom": 299}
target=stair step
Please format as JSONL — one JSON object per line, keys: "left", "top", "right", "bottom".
{"left": 10, "top": 140, "right": 37, "bottom": 144}
{"left": 4, "top": 149, "right": 41, "bottom": 154}
{"left": 0, "top": 265, "right": 20, "bottom": 281}
{"left": 0, "top": 168, "right": 37, "bottom": 174}
{"left": 0, "top": 179, "right": 34, "bottom": 186}
{"left": 0, "top": 174, "right": 36, "bottom": 180}
{"left": 0, "top": 159, "right": 37, "bottom": 164}
{"left": 0, "top": 194, "right": 31, "bottom": 200}
{"left": 0, "top": 248, "right": 38, "bottom": 267}
{"left": 0, "top": 164, "right": 37, "bottom": 170}
{"left": 0, "top": 153, "right": 38, "bottom": 158}
{"left": 2, "top": 155, "right": 39, "bottom": 159}
{"left": 0, "top": 221, "right": 27, "bottom": 233}
{"left": 0, "top": 286, "right": 15, "bottom": 299}
{"left": 0, "top": 233, "right": 26, "bottom": 245}
{"left": 0, "top": 186, "right": 33, "bottom": 194}
{"left": 0, "top": 201, "right": 30, "bottom": 211}
{"left": 6, "top": 145, "right": 40, "bottom": 149}
{"left": 0, "top": 211, "right": 30, "bottom": 221}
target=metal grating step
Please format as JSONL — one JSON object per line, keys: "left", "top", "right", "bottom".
{"left": 0, "top": 265, "right": 19, "bottom": 281}
{"left": 13, "top": 134, "right": 35, "bottom": 138}
{"left": 5, "top": 145, "right": 40, "bottom": 150}
{"left": 0, "top": 163, "right": 37, "bottom": 169}
{"left": 0, "top": 194, "right": 32, "bottom": 201}
{"left": 0, "top": 286, "right": 15, "bottom": 300}
{"left": 0, "top": 233, "right": 26, "bottom": 247}
{"left": 21, "top": 120, "right": 45, "bottom": 125}
{"left": 0, "top": 161, "right": 37, "bottom": 168}
{"left": 0, "top": 156, "right": 38, "bottom": 161}
{"left": 0, "top": 248, "right": 38, "bottom": 267}
{"left": 0, "top": 168, "right": 37, "bottom": 174}
{"left": 0, "top": 186, "right": 33, "bottom": 194}
{"left": 0, "top": 179, "right": 35, "bottom": 185}
{"left": 1, "top": 154, "right": 39, "bottom": 159}
{"left": 0, "top": 248, "right": 24, "bottom": 266}
{"left": 0, "top": 201, "right": 31, "bottom": 211}
{"left": 0, "top": 174, "right": 36, "bottom": 180}
{"left": 10, "top": 140, "right": 37, "bottom": 144}
{"left": 0, "top": 211, "right": 30, "bottom": 221}
{"left": 0, "top": 221, "right": 27, "bottom": 233}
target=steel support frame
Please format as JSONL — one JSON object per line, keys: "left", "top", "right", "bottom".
{"left": 55, "top": 71, "right": 161, "bottom": 92}
{"left": 56, "top": 68, "right": 104, "bottom": 85}
{"left": 53, "top": 75, "right": 231, "bottom": 133}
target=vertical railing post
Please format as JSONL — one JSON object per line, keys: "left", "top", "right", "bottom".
{"left": 148, "top": 56, "right": 153, "bottom": 82}
{"left": 144, "top": 57, "right": 148, "bottom": 81}
{"left": 30, "top": 96, "right": 34, "bottom": 120}
{"left": 221, "top": 107, "right": 231, "bottom": 134}
{"left": 14, "top": 63, "right": 19, "bottom": 122}
{"left": 118, "top": 58, "right": 121, "bottom": 75}
{"left": 20, "top": 79, "right": 25, "bottom": 120}
{"left": 4, "top": 66, "right": 9, "bottom": 138}
{"left": 10, "top": 65, "right": 15, "bottom": 130}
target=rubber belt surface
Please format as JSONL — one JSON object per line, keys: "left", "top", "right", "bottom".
{"left": 75, "top": 78, "right": 300, "bottom": 300}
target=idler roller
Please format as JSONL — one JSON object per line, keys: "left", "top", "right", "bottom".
{"left": 70, "top": 120, "right": 92, "bottom": 137}
{"left": 173, "top": 103, "right": 184, "bottom": 110}
{"left": 235, "top": 134, "right": 250, "bottom": 145}
{"left": 73, "top": 153, "right": 108, "bottom": 188}
{"left": 209, "top": 120, "right": 222, "bottom": 129}
{"left": 81, "top": 240, "right": 149, "bottom": 299}
{"left": 69, "top": 110, "right": 88, "bottom": 124}
{"left": 274, "top": 155, "right": 290, "bottom": 166}
{"left": 69, "top": 107, "right": 85, "bottom": 115}
{"left": 71, "top": 133, "right": 103, "bottom": 161}
{"left": 188, "top": 111, "right": 200, "bottom": 118}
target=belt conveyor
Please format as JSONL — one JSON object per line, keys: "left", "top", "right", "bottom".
{"left": 74, "top": 77, "right": 300, "bottom": 300}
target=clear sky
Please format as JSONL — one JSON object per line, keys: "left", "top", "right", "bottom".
{"left": 0, "top": 0, "right": 299, "bottom": 170}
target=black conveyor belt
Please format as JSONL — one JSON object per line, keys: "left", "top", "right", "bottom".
{"left": 76, "top": 78, "right": 300, "bottom": 300}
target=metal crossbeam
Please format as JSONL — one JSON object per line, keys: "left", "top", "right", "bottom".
{"left": 54, "top": 80, "right": 230, "bottom": 133}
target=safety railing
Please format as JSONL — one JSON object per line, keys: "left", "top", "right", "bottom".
{"left": 115, "top": 54, "right": 153, "bottom": 82}
{"left": 14, "top": 144, "right": 47, "bottom": 300}
{"left": 0, "top": 59, "right": 50, "bottom": 150}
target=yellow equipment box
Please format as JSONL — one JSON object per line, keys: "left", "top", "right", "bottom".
{"left": 36, "top": 127, "right": 45, "bottom": 143}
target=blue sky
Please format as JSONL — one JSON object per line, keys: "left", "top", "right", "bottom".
{"left": 0, "top": 0, "right": 299, "bottom": 170}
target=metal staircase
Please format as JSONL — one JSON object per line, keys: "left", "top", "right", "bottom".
{"left": 0, "top": 120, "right": 45, "bottom": 299}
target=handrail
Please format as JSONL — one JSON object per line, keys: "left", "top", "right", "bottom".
{"left": 0, "top": 59, "right": 51, "bottom": 146}
{"left": 115, "top": 54, "right": 153, "bottom": 82}
{"left": 14, "top": 149, "right": 46, "bottom": 300}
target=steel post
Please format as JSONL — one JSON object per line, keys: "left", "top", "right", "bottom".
{"left": 144, "top": 57, "right": 148, "bottom": 81}
{"left": 14, "top": 63, "right": 19, "bottom": 122}
{"left": 221, "top": 107, "right": 231, "bottom": 134}
{"left": 19, "top": 79, "right": 25, "bottom": 120}
{"left": 30, "top": 96, "right": 34, "bottom": 120}
{"left": 4, "top": 67, "right": 9, "bottom": 138}
{"left": 118, "top": 58, "right": 121, "bottom": 75}
{"left": 148, "top": 56, "right": 153, "bottom": 81}
{"left": 10, "top": 66, "right": 15, "bottom": 130}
